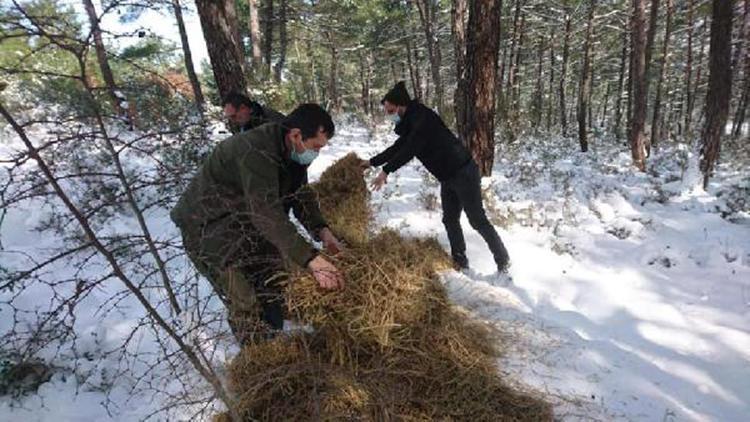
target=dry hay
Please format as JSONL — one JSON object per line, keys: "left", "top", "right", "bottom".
{"left": 311, "top": 152, "right": 371, "bottom": 246}
{"left": 218, "top": 153, "right": 552, "bottom": 421}
{"left": 286, "top": 229, "right": 453, "bottom": 356}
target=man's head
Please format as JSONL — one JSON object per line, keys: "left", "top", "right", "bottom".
{"left": 282, "top": 103, "right": 335, "bottom": 165}
{"left": 381, "top": 81, "right": 410, "bottom": 122}
{"left": 223, "top": 92, "right": 255, "bottom": 127}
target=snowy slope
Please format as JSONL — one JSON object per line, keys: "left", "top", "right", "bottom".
{"left": 316, "top": 124, "right": 749, "bottom": 422}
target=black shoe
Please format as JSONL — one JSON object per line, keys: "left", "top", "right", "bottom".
{"left": 496, "top": 258, "right": 510, "bottom": 274}
{"left": 452, "top": 252, "right": 469, "bottom": 270}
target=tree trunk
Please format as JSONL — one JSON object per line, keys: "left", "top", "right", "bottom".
{"left": 415, "top": 0, "right": 445, "bottom": 116}
{"left": 82, "top": 0, "right": 124, "bottom": 116}
{"left": 692, "top": 22, "right": 709, "bottom": 130}
{"left": 701, "top": 0, "right": 733, "bottom": 188}
{"left": 532, "top": 35, "right": 544, "bottom": 131}
{"left": 307, "top": 39, "right": 318, "bottom": 102}
{"left": 273, "top": 0, "right": 287, "bottom": 83}
{"left": 577, "top": 0, "right": 596, "bottom": 152}
{"left": 326, "top": 33, "right": 340, "bottom": 113}
{"left": 505, "top": 0, "right": 522, "bottom": 95}
{"left": 546, "top": 33, "right": 556, "bottom": 131}
{"left": 601, "top": 82, "right": 611, "bottom": 127}
{"left": 461, "top": 0, "right": 503, "bottom": 176}
{"left": 172, "top": 0, "right": 204, "bottom": 108}
{"left": 645, "top": 0, "right": 660, "bottom": 79}
{"left": 452, "top": 0, "right": 468, "bottom": 134}
{"left": 559, "top": 10, "right": 572, "bottom": 137}
{"left": 263, "top": 0, "right": 274, "bottom": 78}
{"left": 406, "top": 37, "right": 423, "bottom": 100}
{"left": 195, "top": 0, "right": 247, "bottom": 100}
{"left": 684, "top": 0, "right": 695, "bottom": 135}
{"left": 358, "top": 51, "right": 370, "bottom": 115}
{"left": 650, "top": 0, "right": 673, "bottom": 148}
{"left": 614, "top": 30, "right": 628, "bottom": 139}
{"left": 630, "top": 0, "right": 648, "bottom": 171}
{"left": 732, "top": 0, "right": 750, "bottom": 137}
{"left": 510, "top": 14, "right": 526, "bottom": 123}
{"left": 248, "top": 0, "right": 262, "bottom": 71}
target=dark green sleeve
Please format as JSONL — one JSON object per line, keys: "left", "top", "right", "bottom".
{"left": 290, "top": 172, "right": 328, "bottom": 236}
{"left": 236, "top": 145, "right": 317, "bottom": 268}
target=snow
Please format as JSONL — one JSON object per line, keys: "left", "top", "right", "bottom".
{"left": 1, "top": 118, "right": 749, "bottom": 421}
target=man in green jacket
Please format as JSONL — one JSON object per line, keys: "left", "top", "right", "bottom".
{"left": 171, "top": 104, "right": 344, "bottom": 344}
{"left": 223, "top": 91, "right": 286, "bottom": 133}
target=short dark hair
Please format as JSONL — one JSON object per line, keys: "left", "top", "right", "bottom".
{"left": 283, "top": 103, "right": 335, "bottom": 139}
{"left": 222, "top": 91, "right": 253, "bottom": 109}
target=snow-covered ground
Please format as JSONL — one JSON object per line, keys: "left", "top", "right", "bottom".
{"left": 1, "top": 118, "right": 749, "bottom": 421}
{"left": 311, "top": 120, "right": 750, "bottom": 421}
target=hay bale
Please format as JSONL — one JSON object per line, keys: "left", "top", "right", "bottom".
{"left": 219, "top": 154, "right": 552, "bottom": 421}
{"left": 311, "top": 152, "right": 370, "bottom": 246}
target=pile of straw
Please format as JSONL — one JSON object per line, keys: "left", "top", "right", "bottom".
{"left": 217, "top": 153, "right": 552, "bottom": 421}
{"left": 312, "top": 152, "right": 371, "bottom": 246}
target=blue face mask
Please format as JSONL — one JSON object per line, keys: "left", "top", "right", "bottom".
{"left": 388, "top": 113, "right": 401, "bottom": 124}
{"left": 290, "top": 141, "right": 319, "bottom": 165}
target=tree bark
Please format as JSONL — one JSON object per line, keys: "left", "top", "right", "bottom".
{"left": 692, "top": 21, "right": 709, "bottom": 130}
{"left": 326, "top": 33, "right": 340, "bottom": 113}
{"left": 452, "top": 0, "right": 467, "bottom": 134}
{"left": 614, "top": 29, "right": 628, "bottom": 140}
{"left": 406, "top": 37, "right": 423, "bottom": 100}
{"left": 273, "top": 0, "right": 287, "bottom": 83}
{"left": 461, "top": 0, "right": 503, "bottom": 176}
{"left": 630, "top": 0, "right": 648, "bottom": 171}
{"left": 645, "top": 0, "right": 660, "bottom": 79}
{"left": 172, "top": 0, "right": 204, "bottom": 108}
{"left": 733, "top": 1, "right": 750, "bottom": 138}
{"left": 546, "top": 33, "right": 556, "bottom": 131}
{"left": 732, "top": 0, "right": 750, "bottom": 137}
{"left": 195, "top": 0, "right": 247, "bottom": 100}
{"left": 650, "top": 0, "right": 673, "bottom": 148}
{"left": 248, "top": 0, "right": 263, "bottom": 71}
{"left": 510, "top": 13, "right": 526, "bottom": 124}
{"left": 532, "top": 35, "right": 544, "bottom": 131}
{"left": 701, "top": 0, "right": 733, "bottom": 188}
{"left": 683, "top": 0, "right": 695, "bottom": 135}
{"left": 601, "top": 82, "right": 611, "bottom": 127}
{"left": 263, "top": 0, "right": 274, "bottom": 78}
{"left": 82, "top": 0, "right": 124, "bottom": 116}
{"left": 505, "top": 0, "right": 522, "bottom": 95}
{"left": 577, "top": 0, "right": 597, "bottom": 152}
{"left": 414, "top": 0, "right": 445, "bottom": 116}
{"left": 559, "top": 9, "right": 572, "bottom": 137}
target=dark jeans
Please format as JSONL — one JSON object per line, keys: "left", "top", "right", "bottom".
{"left": 440, "top": 160, "right": 509, "bottom": 269}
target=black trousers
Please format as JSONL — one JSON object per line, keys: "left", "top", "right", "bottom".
{"left": 440, "top": 160, "right": 509, "bottom": 268}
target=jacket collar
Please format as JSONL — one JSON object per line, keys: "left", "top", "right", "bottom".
{"left": 394, "top": 99, "right": 419, "bottom": 136}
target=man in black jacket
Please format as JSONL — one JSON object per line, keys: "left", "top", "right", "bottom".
{"left": 362, "top": 81, "right": 510, "bottom": 273}
{"left": 223, "top": 91, "right": 286, "bottom": 133}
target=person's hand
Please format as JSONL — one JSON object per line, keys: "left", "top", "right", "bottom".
{"left": 358, "top": 158, "right": 371, "bottom": 172}
{"left": 307, "top": 255, "right": 344, "bottom": 289}
{"left": 319, "top": 227, "right": 343, "bottom": 255}
{"left": 371, "top": 170, "right": 388, "bottom": 191}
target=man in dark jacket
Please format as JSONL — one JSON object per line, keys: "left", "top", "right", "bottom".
{"left": 172, "top": 103, "right": 344, "bottom": 344}
{"left": 362, "top": 81, "right": 510, "bottom": 273}
{"left": 223, "top": 91, "right": 286, "bottom": 133}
